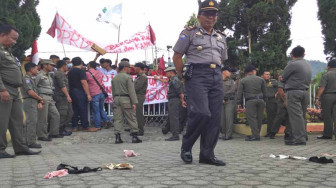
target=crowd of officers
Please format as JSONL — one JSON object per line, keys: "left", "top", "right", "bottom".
{"left": 164, "top": 46, "right": 336, "bottom": 146}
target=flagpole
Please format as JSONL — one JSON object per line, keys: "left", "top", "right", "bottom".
{"left": 115, "top": 24, "right": 121, "bottom": 66}
{"left": 61, "top": 43, "right": 66, "bottom": 57}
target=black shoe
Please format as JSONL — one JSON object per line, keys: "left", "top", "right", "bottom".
{"left": 132, "top": 134, "right": 142, "bottom": 143}
{"left": 225, "top": 136, "right": 233, "bottom": 140}
{"left": 28, "top": 143, "right": 42, "bottom": 149}
{"left": 199, "top": 157, "right": 226, "bottom": 166}
{"left": 245, "top": 136, "right": 260, "bottom": 141}
{"left": 162, "top": 128, "right": 169, "bottom": 135}
{"left": 60, "top": 130, "right": 72, "bottom": 136}
{"left": 317, "top": 135, "right": 332, "bottom": 139}
{"left": 49, "top": 135, "right": 64, "bottom": 138}
{"left": 165, "top": 136, "right": 179, "bottom": 141}
{"left": 124, "top": 128, "right": 131, "bottom": 132}
{"left": 0, "top": 152, "right": 15, "bottom": 158}
{"left": 285, "top": 141, "right": 306, "bottom": 146}
{"left": 15, "top": 150, "right": 41, "bottom": 156}
{"left": 269, "top": 133, "right": 275, "bottom": 139}
{"left": 180, "top": 149, "right": 192, "bottom": 164}
{"left": 115, "top": 133, "right": 123, "bottom": 144}
{"left": 38, "top": 137, "right": 52, "bottom": 142}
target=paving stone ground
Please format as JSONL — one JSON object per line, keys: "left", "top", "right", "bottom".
{"left": 1, "top": 126, "right": 336, "bottom": 188}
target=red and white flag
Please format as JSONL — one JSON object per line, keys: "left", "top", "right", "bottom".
{"left": 31, "top": 40, "right": 39, "bottom": 64}
{"left": 158, "top": 55, "right": 166, "bottom": 76}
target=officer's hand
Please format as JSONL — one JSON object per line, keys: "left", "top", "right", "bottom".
{"left": 132, "top": 104, "right": 136, "bottom": 110}
{"left": 314, "top": 99, "right": 320, "bottom": 107}
{"left": 223, "top": 100, "right": 226, "bottom": 104}
{"left": 0, "top": 90, "right": 10, "bottom": 102}
{"left": 182, "top": 100, "right": 187, "bottom": 108}
{"left": 37, "top": 103, "right": 43, "bottom": 110}
{"left": 87, "top": 95, "right": 92, "bottom": 102}
{"left": 237, "top": 105, "right": 241, "bottom": 109}
{"left": 67, "top": 96, "right": 72, "bottom": 103}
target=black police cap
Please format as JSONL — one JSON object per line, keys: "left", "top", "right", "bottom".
{"left": 199, "top": 0, "right": 219, "bottom": 12}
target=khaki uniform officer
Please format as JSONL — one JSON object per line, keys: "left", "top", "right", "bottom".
{"left": 281, "top": 46, "right": 312, "bottom": 145}
{"left": 165, "top": 67, "right": 183, "bottom": 141}
{"left": 53, "top": 60, "right": 73, "bottom": 136}
{"left": 315, "top": 59, "right": 336, "bottom": 140}
{"left": 22, "top": 63, "right": 44, "bottom": 148}
{"left": 134, "top": 63, "right": 148, "bottom": 136}
{"left": 237, "top": 64, "right": 266, "bottom": 141}
{"left": 36, "top": 59, "right": 62, "bottom": 141}
{"left": 221, "top": 67, "right": 236, "bottom": 140}
{"left": 0, "top": 24, "right": 40, "bottom": 158}
{"left": 112, "top": 59, "right": 142, "bottom": 144}
{"left": 262, "top": 71, "right": 278, "bottom": 137}
{"left": 173, "top": 0, "right": 227, "bottom": 166}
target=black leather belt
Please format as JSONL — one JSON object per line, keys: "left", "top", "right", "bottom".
{"left": 115, "top": 94, "right": 129, "bottom": 97}
{"left": 224, "top": 97, "right": 235, "bottom": 101}
{"left": 324, "top": 92, "right": 336, "bottom": 94}
{"left": 245, "top": 96, "right": 263, "bottom": 101}
{"left": 191, "top": 63, "right": 220, "bottom": 69}
{"left": 40, "top": 93, "right": 53, "bottom": 96}
{"left": 285, "top": 88, "right": 308, "bottom": 92}
{"left": 4, "top": 82, "right": 20, "bottom": 88}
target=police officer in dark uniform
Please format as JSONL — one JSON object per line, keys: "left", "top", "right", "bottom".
{"left": 262, "top": 70, "right": 278, "bottom": 137}
{"left": 173, "top": 0, "right": 227, "bottom": 166}
{"left": 281, "top": 46, "right": 312, "bottom": 145}
{"left": 237, "top": 65, "right": 266, "bottom": 141}
{"left": 315, "top": 59, "right": 336, "bottom": 140}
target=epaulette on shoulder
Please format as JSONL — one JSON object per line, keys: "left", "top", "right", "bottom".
{"left": 185, "top": 25, "right": 196, "bottom": 31}
{"left": 216, "top": 30, "right": 226, "bottom": 36}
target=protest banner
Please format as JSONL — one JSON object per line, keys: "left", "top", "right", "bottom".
{"left": 102, "top": 75, "right": 168, "bottom": 105}
{"left": 47, "top": 13, "right": 154, "bottom": 54}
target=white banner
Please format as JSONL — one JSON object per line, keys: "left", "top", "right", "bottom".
{"left": 102, "top": 75, "right": 168, "bottom": 105}
{"left": 47, "top": 13, "right": 153, "bottom": 53}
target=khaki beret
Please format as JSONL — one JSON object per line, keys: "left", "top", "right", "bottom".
{"left": 40, "top": 59, "right": 55, "bottom": 66}
{"left": 119, "top": 61, "right": 130, "bottom": 67}
{"left": 164, "top": 67, "right": 176, "bottom": 72}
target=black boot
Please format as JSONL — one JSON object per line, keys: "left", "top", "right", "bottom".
{"left": 115, "top": 133, "right": 123, "bottom": 144}
{"left": 132, "top": 133, "right": 142, "bottom": 143}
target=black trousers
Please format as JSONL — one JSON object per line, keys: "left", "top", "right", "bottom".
{"left": 182, "top": 66, "right": 223, "bottom": 159}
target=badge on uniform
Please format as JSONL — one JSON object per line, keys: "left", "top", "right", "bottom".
{"left": 196, "top": 31, "right": 202, "bottom": 36}
{"left": 25, "top": 79, "right": 30, "bottom": 84}
{"left": 197, "top": 46, "right": 203, "bottom": 51}
{"left": 216, "top": 34, "right": 222, "bottom": 41}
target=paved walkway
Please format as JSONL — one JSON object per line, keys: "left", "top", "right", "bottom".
{"left": 1, "top": 126, "right": 336, "bottom": 188}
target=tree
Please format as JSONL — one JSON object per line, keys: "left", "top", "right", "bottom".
{"left": 0, "top": 0, "right": 41, "bottom": 60}
{"left": 317, "top": 0, "right": 336, "bottom": 59}
{"left": 185, "top": 13, "right": 199, "bottom": 27}
{"left": 216, "top": 0, "right": 297, "bottom": 74}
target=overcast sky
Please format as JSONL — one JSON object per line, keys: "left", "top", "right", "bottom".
{"left": 29, "top": 0, "right": 327, "bottom": 64}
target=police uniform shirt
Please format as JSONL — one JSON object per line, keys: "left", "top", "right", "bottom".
{"left": 53, "top": 70, "right": 69, "bottom": 97}
{"left": 319, "top": 69, "right": 336, "bottom": 93}
{"left": 281, "top": 59, "right": 312, "bottom": 90}
{"left": 134, "top": 73, "right": 148, "bottom": 95}
{"left": 36, "top": 71, "right": 54, "bottom": 95}
{"left": 265, "top": 79, "right": 278, "bottom": 98}
{"left": 223, "top": 77, "right": 236, "bottom": 99}
{"left": 167, "top": 75, "right": 182, "bottom": 99}
{"left": 0, "top": 44, "right": 23, "bottom": 94}
{"left": 237, "top": 74, "right": 266, "bottom": 104}
{"left": 173, "top": 26, "right": 228, "bottom": 65}
{"left": 22, "top": 74, "right": 37, "bottom": 99}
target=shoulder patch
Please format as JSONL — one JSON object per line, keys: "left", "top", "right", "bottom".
{"left": 25, "top": 79, "right": 30, "bottom": 84}
{"left": 185, "top": 25, "right": 196, "bottom": 31}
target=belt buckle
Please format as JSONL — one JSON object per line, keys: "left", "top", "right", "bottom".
{"left": 210, "top": 64, "right": 216, "bottom": 69}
